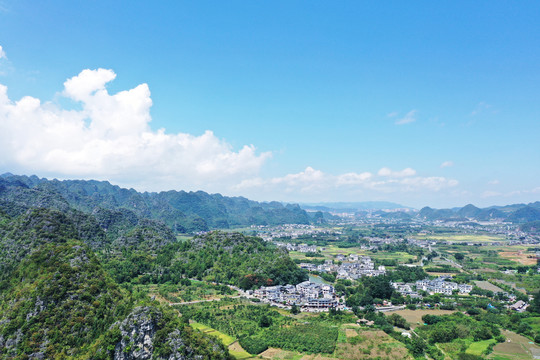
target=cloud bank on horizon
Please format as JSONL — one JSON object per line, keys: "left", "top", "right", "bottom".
{"left": 0, "top": 67, "right": 461, "bottom": 202}
{"left": 0, "top": 68, "right": 271, "bottom": 190}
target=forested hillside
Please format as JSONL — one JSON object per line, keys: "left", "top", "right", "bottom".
{"left": 175, "top": 232, "right": 308, "bottom": 288}
{"left": 0, "top": 174, "right": 309, "bottom": 359}
{"left": 0, "top": 173, "right": 311, "bottom": 232}
{"left": 0, "top": 208, "right": 233, "bottom": 359}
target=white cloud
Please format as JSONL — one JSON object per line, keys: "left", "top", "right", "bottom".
{"left": 0, "top": 45, "right": 5, "bottom": 59}
{"left": 336, "top": 171, "right": 373, "bottom": 185}
{"left": 440, "top": 161, "right": 454, "bottom": 168}
{"left": 387, "top": 111, "right": 398, "bottom": 118}
{"left": 0, "top": 69, "right": 271, "bottom": 191}
{"left": 488, "top": 179, "right": 500, "bottom": 185}
{"left": 377, "top": 167, "right": 416, "bottom": 177}
{"left": 395, "top": 110, "right": 417, "bottom": 125}
{"left": 236, "top": 166, "right": 458, "bottom": 197}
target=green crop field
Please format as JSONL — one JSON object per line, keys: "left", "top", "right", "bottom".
{"left": 467, "top": 339, "right": 497, "bottom": 356}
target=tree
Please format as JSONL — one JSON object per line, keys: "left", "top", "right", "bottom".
{"left": 364, "top": 304, "right": 376, "bottom": 313}
{"left": 388, "top": 313, "right": 409, "bottom": 329}
{"left": 528, "top": 292, "right": 540, "bottom": 313}
{"left": 363, "top": 275, "right": 394, "bottom": 299}
{"left": 334, "top": 283, "right": 346, "bottom": 295}
{"left": 454, "top": 253, "right": 465, "bottom": 261}
{"left": 409, "top": 335, "right": 426, "bottom": 356}
{"left": 406, "top": 303, "right": 417, "bottom": 310}
{"left": 290, "top": 304, "right": 300, "bottom": 315}
{"left": 422, "top": 314, "right": 442, "bottom": 325}
{"left": 259, "top": 315, "right": 272, "bottom": 328}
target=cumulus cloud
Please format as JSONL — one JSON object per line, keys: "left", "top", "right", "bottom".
{"left": 236, "top": 166, "right": 458, "bottom": 196}
{"left": 377, "top": 167, "right": 416, "bottom": 177}
{"left": 0, "top": 69, "right": 271, "bottom": 191}
{"left": 0, "top": 45, "right": 5, "bottom": 59}
{"left": 440, "top": 161, "right": 454, "bottom": 168}
{"left": 395, "top": 110, "right": 417, "bottom": 125}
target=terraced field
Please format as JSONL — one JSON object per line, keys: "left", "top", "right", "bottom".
{"left": 488, "top": 330, "right": 540, "bottom": 360}
{"left": 190, "top": 321, "right": 253, "bottom": 359}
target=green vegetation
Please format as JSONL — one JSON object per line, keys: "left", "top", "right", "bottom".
{"left": 0, "top": 204, "right": 233, "bottom": 359}
{"left": 0, "top": 174, "right": 312, "bottom": 232}
{"left": 150, "top": 280, "right": 236, "bottom": 303}
{"left": 172, "top": 231, "right": 308, "bottom": 289}
{"left": 178, "top": 299, "right": 345, "bottom": 355}
{"left": 466, "top": 339, "right": 497, "bottom": 355}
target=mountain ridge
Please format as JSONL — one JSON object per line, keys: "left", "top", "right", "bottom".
{"left": 0, "top": 173, "right": 311, "bottom": 232}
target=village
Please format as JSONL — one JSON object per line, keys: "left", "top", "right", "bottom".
{"left": 248, "top": 280, "right": 340, "bottom": 312}
{"left": 391, "top": 276, "right": 473, "bottom": 298}
{"left": 297, "top": 253, "right": 387, "bottom": 280}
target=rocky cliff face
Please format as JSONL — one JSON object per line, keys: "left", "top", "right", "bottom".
{"left": 113, "top": 307, "right": 160, "bottom": 360}
{"left": 111, "top": 306, "right": 228, "bottom": 360}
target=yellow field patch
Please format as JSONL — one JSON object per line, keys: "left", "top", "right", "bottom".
{"left": 228, "top": 341, "right": 253, "bottom": 360}
{"left": 384, "top": 309, "right": 457, "bottom": 328}
{"left": 418, "top": 234, "right": 504, "bottom": 242}
{"left": 499, "top": 251, "right": 537, "bottom": 266}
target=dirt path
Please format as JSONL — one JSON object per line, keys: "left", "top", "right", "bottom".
{"left": 168, "top": 295, "right": 241, "bottom": 306}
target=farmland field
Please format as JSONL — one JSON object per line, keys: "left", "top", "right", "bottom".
{"left": 417, "top": 234, "right": 505, "bottom": 242}
{"left": 474, "top": 280, "right": 505, "bottom": 293}
{"left": 466, "top": 339, "right": 497, "bottom": 356}
{"left": 259, "top": 348, "right": 334, "bottom": 360}
{"left": 488, "top": 330, "right": 540, "bottom": 360}
{"left": 384, "top": 309, "right": 458, "bottom": 328}
{"left": 189, "top": 321, "right": 253, "bottom": 359}
{"left": 498, "top": 251, "right": 538, "bottom": 265}
{"left": 333, "top": 328, "right": 412, "bottom": 360}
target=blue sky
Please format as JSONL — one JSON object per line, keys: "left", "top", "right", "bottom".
{"left": 0, "top": 1, "right": 539, "bottom": 208}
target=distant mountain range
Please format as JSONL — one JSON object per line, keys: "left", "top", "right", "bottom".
{"left": 0, "top": 173, "right": 311, "bottom": 232}
{"left": 1, "top": 173, "right": 538, "bottom": 228}
{"left": 300, "top": 201, "right": 412, "bottom": 213}
{"left": 301, "top": 200, "right": 540, "bottom": 225}
{"left": 417, "top": 202, "right": 540, "bottom": 223}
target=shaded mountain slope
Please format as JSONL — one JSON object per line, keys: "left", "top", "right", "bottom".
{"left": 1, "top": 174, "right": 311, "bottom": 232}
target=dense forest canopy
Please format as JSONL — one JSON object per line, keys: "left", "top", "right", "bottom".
{"left": 0, "top": 174, "right": 311, "bottom": 232}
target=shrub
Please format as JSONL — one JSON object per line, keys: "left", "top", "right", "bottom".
{"left": 239, "top": 336, "right": 268, "bottom": 354}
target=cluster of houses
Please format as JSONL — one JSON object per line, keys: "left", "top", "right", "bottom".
{"left": 250, "top": 281, "right": 339, "bottom": 311}
{"left": 252, "top": 224, "right": 336, "bottom": 242}
{"left": 391, "top": 277, "right": 473, "bottom": 297}
{"left": 298, "top": 254, "right": 386, "bottom": 280}
{"left": 275, "top": 242, "right": 317, "bottom": 253}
